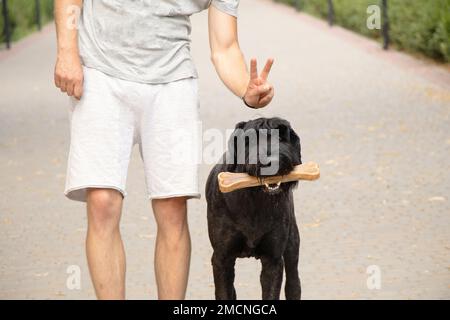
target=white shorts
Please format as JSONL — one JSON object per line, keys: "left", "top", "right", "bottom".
{"left": 64, "top": 66, "right": 201, "bottom": 202}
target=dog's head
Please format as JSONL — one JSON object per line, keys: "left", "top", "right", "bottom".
{"left": 226, "top": 117, "right": 302, "bottom": 194}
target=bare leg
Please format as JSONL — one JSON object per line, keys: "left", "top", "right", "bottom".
{"left": 86, "top": 188, "right": 126, "bottom": 300}
{"left": 152, "top": 197, "right": 191, "bottom": 300}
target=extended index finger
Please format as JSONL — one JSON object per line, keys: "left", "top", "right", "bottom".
{"left": 250, "top": 58, "right": 258, "bottom": 80}
{"left": 260, "top": 58, "right": 274, "bottom": 81}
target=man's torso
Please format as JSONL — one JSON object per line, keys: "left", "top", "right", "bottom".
{"left": 78, "top": 0, "right": 238, "bottom": 84}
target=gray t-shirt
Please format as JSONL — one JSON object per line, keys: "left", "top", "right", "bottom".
{"left": 79, "top": 0, "right": 239, "bottom": 84}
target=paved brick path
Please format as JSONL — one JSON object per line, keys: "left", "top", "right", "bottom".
{"left": 1, "top": 0, "right": 449, "bottom": 299}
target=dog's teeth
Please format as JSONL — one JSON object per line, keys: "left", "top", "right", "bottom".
{"left": 264, "top": 181, "right": 281, "bottom": 192}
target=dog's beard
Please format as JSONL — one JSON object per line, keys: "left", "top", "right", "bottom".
{"left": 262, "top": 181, "right": 283, "bottom": 195}
{"left": 240, "top": 148, "right": 300, "bottom": 195}
{"left": 227, "top": 117, "right": 302, "bottom": 195}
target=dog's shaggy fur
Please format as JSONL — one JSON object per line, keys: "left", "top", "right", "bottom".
{"left": 206, "top": 117, "right": 302, "bottom": 300}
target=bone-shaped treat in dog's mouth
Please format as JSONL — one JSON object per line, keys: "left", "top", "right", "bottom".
{"left": 218, "top": 162, "right": 320, "bottom": 193}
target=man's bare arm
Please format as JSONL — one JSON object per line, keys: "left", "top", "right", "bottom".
{"left": 208, "top": 5, "right": 274, "bottom": 109}
{"left": 54, "top": 0, "right": 83, "bottom": 100}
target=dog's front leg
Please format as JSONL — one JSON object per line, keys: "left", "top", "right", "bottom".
{"left": 260, "top": 256, "right": 284, "bottom": 300}
{"left": 284, "top": 222, "right": 301, "bottom": 300}
{"left": 212, "top": 253, "right": 237, "bottom": 300}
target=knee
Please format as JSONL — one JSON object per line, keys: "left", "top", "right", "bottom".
{"left": 153, "top": 197, "right": 188, "bottom": 238}
{"left": 86, "top": 189, "right": 122, "bottom": 233}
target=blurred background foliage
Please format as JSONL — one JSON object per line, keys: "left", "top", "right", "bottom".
{"left": 277, "top": 0, "right": 450, "bottom": 62}
{"left": 1, "top": 0, "right": 54, "bottom": 43}
{"left": 1, "top": 0, "right": 449, "bottom": 62}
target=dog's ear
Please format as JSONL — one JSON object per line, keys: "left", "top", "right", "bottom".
{"left": 271, "top": 118, "right": 291, "bottom": 141}
{"left": 290, "top": 129, "right": 302, "bottom": 165}
{"left": 278, "top": 124, "right": 291, "bottom": 141}
{"left": 235, "top": 121, "right": 247, "bottom": 130}
{"left": 271, "top": 118, "right": 302, "bottom": 164}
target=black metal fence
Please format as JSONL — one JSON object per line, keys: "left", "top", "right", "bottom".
{"left": 1, "top": 0, "right": 43, "bottom": 50}
{"left": 279, "top": 0, "right": 390, "bottom": 50}
{"left": 381, "top": 0, "right": 389, "bottom": 50}
{"left": 1, "top": 0, "right": 10, "bottom": 49}
{"left": 2, "top": 0, "right": 391, "bottom": 51}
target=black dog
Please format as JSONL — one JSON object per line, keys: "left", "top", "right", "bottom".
{"left": 206, "top": 117, "right": 302, "bottom": 300}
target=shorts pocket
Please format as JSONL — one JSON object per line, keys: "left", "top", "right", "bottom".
{"left": 69, "top": 96, "right": 78, "bottom": 112}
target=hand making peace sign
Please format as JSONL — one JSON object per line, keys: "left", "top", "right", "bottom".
{"left": 242, "top": 58, "right": 275, "bottom": 109}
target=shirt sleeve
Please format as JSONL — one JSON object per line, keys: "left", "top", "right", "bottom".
{"left": 211, "top": 0, "right": 239, "bottom": 17}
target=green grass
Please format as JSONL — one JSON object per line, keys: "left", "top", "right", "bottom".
{"left": 1, "top": 0, "right": 54, "bottom": 44}
{"left": 277, "top": 0, "right": 450, "bottom": 62}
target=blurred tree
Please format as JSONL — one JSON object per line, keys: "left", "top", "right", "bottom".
{"left": 277, "top": 0, "right": 450, "bottom": 62}
{"left": 1, "top": 0, "right": 54, "bottom": 45}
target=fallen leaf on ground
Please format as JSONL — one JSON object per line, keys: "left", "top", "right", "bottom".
{"left": 34, "top": 272, "right": 49, "bottom": 277}
{"left": 303, "top": 219, "right": 321, "bottom": 228}
{"left": 428, "top": 196, "right": 446, "bottom": 202}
